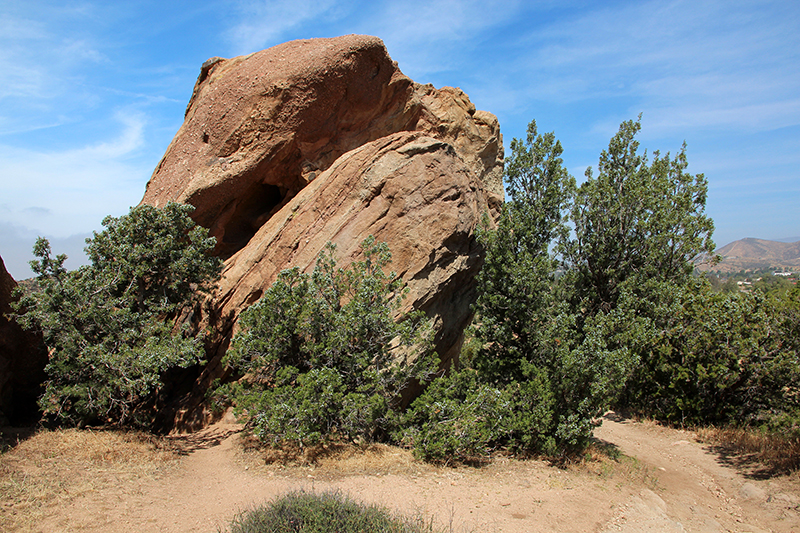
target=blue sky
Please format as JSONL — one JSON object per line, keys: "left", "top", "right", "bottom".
{"left": 1, "top": 0, "right": 798, "bottom": 279}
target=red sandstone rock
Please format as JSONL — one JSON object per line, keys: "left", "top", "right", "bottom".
{"left": 142, "top": 35, "right": 502, "bottom": 258}
{"left": 140, "top": 36, "right": 503, "bottom": 425}
{"left": 197, "top": 131, "right": 494, "bottom": 391}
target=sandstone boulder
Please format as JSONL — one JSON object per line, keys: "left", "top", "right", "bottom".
{"left": 140, "top": 35, "right": 503, "bottom": 425}
{"left": 0, "top": 256, "right": 46, "bottom": 425}
{"left": 199, "top": 131, "right": 494, "bottom": 387}
{"left": 142, "top": 35, "right": 502, "bottom": 258}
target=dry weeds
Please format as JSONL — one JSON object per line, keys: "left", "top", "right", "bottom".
{"left": 695, "top": 425, "right": 800, "bottom": 475}
{"left": 0, "top": 428, "right": 178, "bottom": 532}
{"left": 0, "top": 425, "right": 660, "bottom": 532}
{"left": 231, "top": 431, "right": 658, "bottom": 495}
{"left": 578, "top": 440, "right": 660, "bottom": 491}
{"left": 234, "top": 435, "right": 436, "bottom": 481}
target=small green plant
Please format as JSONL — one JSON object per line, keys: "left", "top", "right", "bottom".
{"left": 402, "top": 367, "right": 513, "bottom": 463}
{"left": 228, "top": 490, "right": 441, "bottom": 533}
{"left": 12, "top": 202, "right": 222, "bottom": 428}
{"left": 217, "top": 236, "right": 437, "bottom": 446}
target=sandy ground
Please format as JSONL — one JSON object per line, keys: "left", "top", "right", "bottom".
{"left": 595, "top": 414, "right": 800, "bottom": 533}
{"left": 5, "top": 412, "right": 800, "bottom": 532}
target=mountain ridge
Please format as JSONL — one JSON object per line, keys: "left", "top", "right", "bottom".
{"left": 706, "top": 237, "right": 800, "bottom": 272}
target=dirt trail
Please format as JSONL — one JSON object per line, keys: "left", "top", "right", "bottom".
{"left": 28, "top": 413, "right": 800, "bottom": 532}
{"left": 595, "top": 414, "right": 800, "bottom": 532}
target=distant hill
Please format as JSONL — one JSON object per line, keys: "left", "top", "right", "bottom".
{"left": 701, "top": 238, "right": 800, "bottom": 273}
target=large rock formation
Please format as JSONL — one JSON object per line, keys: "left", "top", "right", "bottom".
{"left": 143, "top": 35, "right": 502, "bottom": 258}
{"left": 0, "top": 256, "right": 46, "bottom": 425}
{"left": 141, "top": 35, "right": 503, "bottom": 425}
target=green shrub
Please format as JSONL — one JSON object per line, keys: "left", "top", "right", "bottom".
{"left": 404, "top": 304, "right": 636, "bottom": 462}
{"left": 406, "top": 116, "right": 798, "bottom": 460}
{"left": 218, "top": 237, "right": 437, "bottom": 446}
{"left": 12, "top": 203, "right": 222, "bottom": 428}
{"left": 622, "top": 279, "right": 800, "bottom": 429}
{"left": 228, "top": 490, "right": 440, "bottom": 533}
{"left": 405, "top": 121, "right": 638, "bottom": 460}
{"left": 402, "top": 368, "right": 515, "bottom": 463}
{"left": 562, "top": 116, "right": 715, "bottom": 315}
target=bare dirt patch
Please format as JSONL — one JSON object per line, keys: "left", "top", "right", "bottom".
{"left": 2, "top": 412, "right": 799, "bottom": 532}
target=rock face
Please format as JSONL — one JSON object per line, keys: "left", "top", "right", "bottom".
{"left": 0, "top": 256, "right": 46, "bottom": 425}
{"left": 143, "top": 35, "right": 502, "bottom": 258}
{"left": 141, "top": 35, "right": 503, "bottom": 424}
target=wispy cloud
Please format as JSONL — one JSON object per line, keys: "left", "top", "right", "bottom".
{"left": 78, "top": 112, "right": 146, "bottom": 159}
{"left": 224, "top": 0, "right": 528, "bottom": 79}
{"left": 0, "top": 111, "right": 149, "bottom": 238}
{"left": 358, "top": 0, "right": 525, "bottom": 79}
{"left": 376, "top": 0, "right": 522, "bottom": 44}
{"left": 226, "top": 0, "right": 344, "bottom": 54}
{"left": 0, "top": 4, "right": 111, "bottom": 138}
{"left": 517, "top": 0, "right": 800, "bottom": 137}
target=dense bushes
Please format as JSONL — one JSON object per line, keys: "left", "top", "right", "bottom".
{"left": 221, "top": 117, "right": 800, "bottom": 462}
{"left": 217, "top": 237, "right": 437, "bottom": 446}
{"left": 621, "top": 280, "right": 800, "bottom": 431}
{"left": 13, "top": 203, "right": 222, "bottom": 428}
{"left": 13, "top": 116, "right": 798, "bottom": 464}
{"left": 403, "top": 117, "right": 716, "bottom": 461}
{"left": 404, "top": 122, "right": 631, "bottom": 460}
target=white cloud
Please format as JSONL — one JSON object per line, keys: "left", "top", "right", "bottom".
{"left": 363, "top": 0, "right": 525, "bottom": 78}
{"left": 378, "top": 0, "right": 519, "bottom": 42}
{"left": 60, "top": 38, "right": 109, "bottom": 65}
{"left": 224, "top": 0, "right": 528, "bottom": 77}
{"left": 226, "top": 0, "right": 343, "bottom": 54}
{"left": 0, "top": 111, "right": 149, "bottom": 238}
{"left": 0, "top": 5, "right": 112, "bottom": 139}
{"left": 517, "top": 0, "right": 800, "bottom": 136}
{"left": 78, "top": 112, "right": 146, "bottom": 159}
{"left": 0, "top": 14, "right": 46, "bottom": 40}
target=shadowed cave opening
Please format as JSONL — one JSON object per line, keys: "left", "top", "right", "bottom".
{"left": 218, "top": 182, "right": 285, "bottom": 258}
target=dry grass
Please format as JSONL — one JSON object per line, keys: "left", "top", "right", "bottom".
{"left": 234, "top": 432, "right": 659, "bottom": 491}
{"left": 0, "top": 428, "right": 178, "bottom": 532}
{"left": 695, "top": 426, "right": 800, "bottom": 475}
{"left": 235, "top": 435, "right": 433, "bottom": 481}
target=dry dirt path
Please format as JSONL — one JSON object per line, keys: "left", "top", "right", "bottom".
{"left": 28, "top": 412, "right": 800, "bottom": 532}
{"left": 595, "top": 414, "right": 800, "bottom": 533}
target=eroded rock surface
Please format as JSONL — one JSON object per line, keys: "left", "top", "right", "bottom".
{"left": 142, "top": 35, "right": 502, "bottom": 258}
{"left": 140, "top": 35, "right": 503, "bottom": 425}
